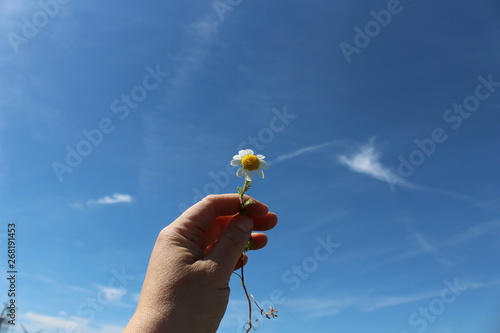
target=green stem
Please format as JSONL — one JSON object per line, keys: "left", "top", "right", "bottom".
{"left": 239, "top": 180, "right": 251, "bottom": 205}
{"left": 239, "top": 180, "right": 256, "bottom": 213}
{"left": 240, "top": 256, "right": 253, "bottom": 333}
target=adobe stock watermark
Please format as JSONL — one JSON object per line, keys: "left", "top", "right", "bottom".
{"left": 177, "top": 106, "right": 296, "bottom": 213}
{"left": 339, "top": 0, "right": 404, "bottom": 64}
{"left": 385, "top": 74, "right": 500, "bottom": 192}
{"left": 64, "top": 267, "right": 135, "bottom": 333}
{"left": 400, "top": 278, "right": 468, "bottom": 333}
{"left": 213, "top": 0, "right": 245, "bottom": 22}
{"left": 235, "top": 235, "right": 341, "bottom": 331}
{"left": 51, "top": 64, "right": 169, "bottom": 183}
{"left": 7, "top": 0, "right": 71, "bottom": 54}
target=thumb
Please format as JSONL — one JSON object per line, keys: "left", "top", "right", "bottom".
{"left": 207, "top": 214, "right": 253, "bottom": 275}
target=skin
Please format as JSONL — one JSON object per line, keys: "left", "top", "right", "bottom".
{"left": 124, "top": 194, "right": 278, "bottom": 333}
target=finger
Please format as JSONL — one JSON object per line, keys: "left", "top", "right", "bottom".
{"left": 252, "top": 213, "right": 278, "bottom": 231}
{"left": 232, "top": 233, "right": 268, "bottom": 270}
{"left": 175, "top": 194, "right": 268, "bottom": 233}
{"left": 234, "top": 254, "right": 248, "bottom": 270}
{"left": 204, "top": 233, "right": 267, "bottom": 258}
{"left": 205, "top": 214, "right": 254, "bottom": 276}
{"left": 248, "top": 233, "right": 268, "bottom": 250}
{"left": 204, "top": 212, "right": 276, "bottom": 247}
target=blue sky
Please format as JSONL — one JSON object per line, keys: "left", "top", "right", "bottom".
{"left": 1, "top": 0, "right": 500, "bottom": 332}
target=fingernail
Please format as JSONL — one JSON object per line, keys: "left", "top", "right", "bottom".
{"left": 236, "top": 215, "right": 253, "bottom": 232}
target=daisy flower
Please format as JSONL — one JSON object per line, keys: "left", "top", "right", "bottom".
{"left": 230, "top": 149, "right": 268, "bottom": 181}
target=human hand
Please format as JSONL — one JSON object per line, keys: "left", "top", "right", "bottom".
{"left": 124, "top": 194, "right": 278, "bottom": 333}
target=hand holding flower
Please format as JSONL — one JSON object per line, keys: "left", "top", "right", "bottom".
{"left": 124, "top": 194, "right": 277, "bottom": 333}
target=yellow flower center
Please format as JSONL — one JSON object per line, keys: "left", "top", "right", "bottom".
{"left": 241, "top": 154, "right": 260, "bottom": 171}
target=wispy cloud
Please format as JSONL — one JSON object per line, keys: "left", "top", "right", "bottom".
{"left": 139, "top": 13, "right": 220, "bottom": 195}
{"left": 285, "top": 277, "right": 498, "bottom": 319}
{"left": 23, "top": 312, "right": 89, "bottom": 332}
{"left": 360, "top": 218, "right": 500, "bottom": 273}
{"left": 286, "top": 297, "right": 362, "bottom": 319}
{"left": 365, "top": 292, "right": 439, "bottom": 312}
{"left": 270, "top": 138, "right": 420, "bottom": 192}
{"left": 23, "top": 312, "right": 125, "bottom": 333}
{"left": 86, "top": 193, "right": 133, "bottom": 206}
{"left": 338, "top": 139, "right": 486, "bottom": 208}
{"left": 283, "top": 294, "right": 418, "bottom": 320}
{"left": 272, "top": 141, "right": 344, "bottom": 165}
{"left": 445, "top": 219, "right": 500, "bottom": 248}
{"left": 413, "top": 231, "right": 453, "bottom": 266}
{"left": 367, "top": 278, "right": 500, "bottom": 312}
{"left": 162, "top": 16, "right": 219, "bottom": 105}
{"left": 338, "top": 137, "right": 416, "bottom": 190}
{"left": 96, "top": 285, "right": 127, "bottom": 303}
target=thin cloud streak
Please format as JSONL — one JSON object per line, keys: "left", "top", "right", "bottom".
{"left": 272, "top": 141, "right": 345, "bottom": 165}
{"left": 364, "top": 291, "right": 439, "bottom": 312}
{"left": 24, "top": 312, "right": 89, "bottom": 332}
{"left": 444, "top": 219, "right": 500, "bottom": 247}
{"left": 23, "top": 312, "right": 125, "bottom": 333}
{"left": 285, "top": 277, "right": 499, "bottom": 319}
{"left": 284, "top": 297, "right": 355, "bottom": 319}
{"left": 413, "top": 231, "right": 453, "bottom": 266}
{"left": 359, "top": 218, "right": 500, "bottom": 273}
{"left": 284, "top": 292, "right": 436, "bottom": 319}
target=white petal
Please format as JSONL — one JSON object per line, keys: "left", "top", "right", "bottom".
{"left": 256, "top": 154, "right": 265, "bottom": 159}
{"left": 238, "top": 150, "right": 248, "bottom": 157}
{"left": 243, "top": 149, "right": 254, "bottom": 156}
{"left": 236, "top": 168, "right": 245, "bottom": 177}
{"left": 245, "top": 170, "right": 254, "bottom": 181}
{"left": 233, "top": 154, "right": 242, "bottom": 160}
{"left": 259, "top": 160, "right": 269, "bottom": 169}
{"left": 257, "top": 169, "right": 264, "bottom": 179}
{"left": 230, "top": 159, "right": 242, "bottom": 166}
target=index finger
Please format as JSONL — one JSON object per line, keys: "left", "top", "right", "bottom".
{"left": 174, "top": 194, "right": 269, "bottom": 233}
